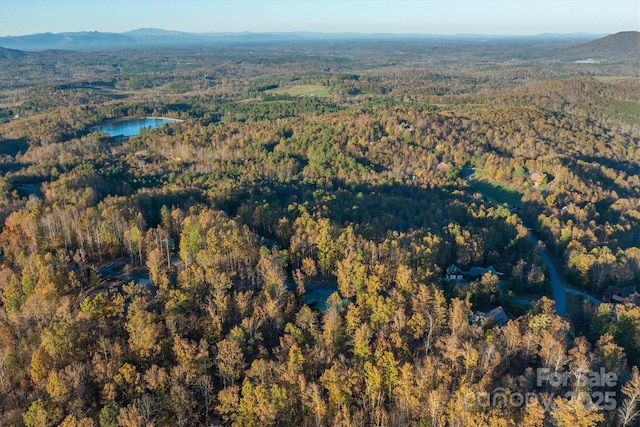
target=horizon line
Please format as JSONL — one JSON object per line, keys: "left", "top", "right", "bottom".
{"left": 1, "top": 28, "right": 631, "bottom": 38}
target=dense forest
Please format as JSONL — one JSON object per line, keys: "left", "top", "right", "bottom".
{"left": 0, "top": 33, "right": 639, "bottom": 426}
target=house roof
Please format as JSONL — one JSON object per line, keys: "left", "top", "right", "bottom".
{"left": 446, "top": 264, "right": 503, "bottom": 277}
{"left": 437, "top": 162, "right": 452, "bottom": 172}
{"left": 529, "top": 172, "right": 547, "bottom": 183}
{"left": 485, "top": 306, "right": 508, "bottom": 325}
{"left": 447, "top": 264, "right": 463, "bottom": 275}
{"left": 603, "top": 285, "right": 638, "bottom": 301}
{"left": 485, "top": 265, "right": 504, "bottom": 276}
{"left": 467, "top": 265, "right": 504, "bottom": 277}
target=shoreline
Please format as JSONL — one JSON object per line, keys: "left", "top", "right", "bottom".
{"left": 93, "top": 116, "right": 184, "bottom": 127}
{"left": 146, "top": 116, "right": 185, "bottom": 122}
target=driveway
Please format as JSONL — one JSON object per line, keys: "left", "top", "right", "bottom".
{"left": 527, "top": 234, "right": 568, "bottom": 316}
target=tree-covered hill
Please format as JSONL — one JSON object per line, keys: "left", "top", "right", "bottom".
{"left": 0, "top": 38, "right": 639, "bottom": 426}
{"left": 569, "top": 31, "right": 640, "bottom": 61}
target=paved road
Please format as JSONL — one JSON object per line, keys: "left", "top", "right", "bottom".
{"left": 465, "top": 171, "right": 602, "bottom": 316}
{"left": 527, "top": 234, "right": 568, "bottom": 316}
{"left": 564, "top": 287, "right": 603, "bottom": 306}
{"left": 526, "top": 226, "right": 605, "bottom": 316}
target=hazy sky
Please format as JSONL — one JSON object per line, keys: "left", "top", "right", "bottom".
{"left": 1, "top": 0, "right": 638, "bottom": 37}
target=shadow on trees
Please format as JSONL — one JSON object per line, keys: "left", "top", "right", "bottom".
{"left": 560, "top": 156, "right": 636, "bottom": 199}
{"left": 0, "top": 138, "right": 29, "bottom": 157}
{"left": 322, "top": 181, "right": 474, "bottom": 238}
{"left": 577, "top": 154, "right": 640, "bottom": 177}
{"left": 220, "top": 177, "right": 522, "bottom": 274}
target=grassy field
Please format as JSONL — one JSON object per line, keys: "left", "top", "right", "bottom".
{"left": 579, "top": 98, "right": 640, "bottom": 125}
{"left": 267, "top": 84, "right": 330, "bottom": 97}
{"left": 471, "top": 178, "right": 522, "bottom": 206}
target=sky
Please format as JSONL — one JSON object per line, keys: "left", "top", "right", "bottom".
{"left": 0, "top": 0, "right": 638, "bottom": 37}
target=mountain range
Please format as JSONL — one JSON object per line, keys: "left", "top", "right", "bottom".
{"left": 0, "top": 29, "right": 638, "bottom": 62}
{"left": 1, "top": 29, "right": 423, "bottom": 51}
{"left": 0, "top": 28, "right": 626, "bottom": 52}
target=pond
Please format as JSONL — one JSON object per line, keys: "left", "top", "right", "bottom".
{"left": 93, "top": 117, "right": 180, "bottom": 137}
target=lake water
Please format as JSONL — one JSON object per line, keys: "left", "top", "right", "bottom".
{"left": 94, "top": 117, "right": 178, "bottom": 137}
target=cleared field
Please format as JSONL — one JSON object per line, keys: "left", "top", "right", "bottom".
{"left": 471, "top": 178, "right": 522, "bottom": 206}
{"left": 267, "top": 84, "right": 330, "bottom": 97}
{"left": 579, "top": 98, "right": 640, "bottom": 125}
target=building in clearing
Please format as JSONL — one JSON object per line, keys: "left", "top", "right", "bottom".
{"left": 446, "top": 264, "right": 503, "bottom": 281}
{"left": 484, "top": 306, "right": 509, "bottom": 326}
{"left": 446, "top": 264, "right": 465, "bottom": 281}
{"left": 529, "top": 172, "right": 547, "bottom": 187}
{"left": 470, "top": 306, "right": 509, "bottom": 327}
{"left": 602, "top": 285, "right": 638, "bottom": 303}
{"left": 436, "top": 161, "right": 452, "bottom": 173}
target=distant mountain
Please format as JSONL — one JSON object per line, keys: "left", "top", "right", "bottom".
{"left": 123, "top": 28, "right": 188, "bottom": 37}
{"left": 0, "top": 28, "right": 624, "bottom": 52}
{"left": 0, "top": 29, "right": 321, "bottom": 51}
{"left": 569, "top": 31, "right": 640, "bottom": 60}
{"left": 0, "top": 31, "right": 136, "bottom": 51}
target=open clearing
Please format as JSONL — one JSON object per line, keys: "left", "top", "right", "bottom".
{"left": 471, "top": 178, "right": 522, "bottom": 206}
{"left": 267, "top": 84, "right": 330, "bottom": 97}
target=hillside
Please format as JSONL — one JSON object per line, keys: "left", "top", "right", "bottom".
{"left": 0, "top": 46, "right": 25, "bottom": 60}
{"left": 569, "top": 31, "right": 640, "bottom": 60}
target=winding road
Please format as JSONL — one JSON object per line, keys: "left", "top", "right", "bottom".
{"left": 464, "top": 167, "right": 602, "bottom": 316}
{"left": 527, "top": 233, "right": 603, "bottom": 316}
